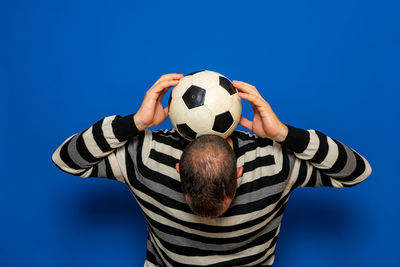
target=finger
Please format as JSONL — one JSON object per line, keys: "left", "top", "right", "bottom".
{"left": 163, "top": 106, "right": 169, "bottom": 116}
{"left": 233, "top": 80, "right": 256, "bottom": 89}
{"left": 232, "top": 80, "right": 257, "bottom": 91}
{"left": 151, "top": 79, "right": 180, "bottom": 93}
{"left": 239, "top": 116, "right": 253, "bottom": 130}
{"left": 157, "top": 85, "right": 172, "bottom": 102}
{"left": 233, "top": 81, "right": 262, "bottom": 98}
{"left": 152, "top": 78, "right": 181, "bottom": 92}
{"left": 238, "top": 92, "right": 266, "bottom": 108}
{"left": 156, "top": 73, "right": 184, "bottom": 83}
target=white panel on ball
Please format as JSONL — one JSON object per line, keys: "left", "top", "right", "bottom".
{"left": 192, "top": 70, "right": 220, "bottom": 89}
{"left": 169, "top": 98, "right": 187, "bottom": 125}
{"left": 186, "top": 107, "right": 214, "bottom": 133}
{"left": 203, "top": 85, "right": 232, "bottom": 115}
{"left": 230, "top": 94, "right": 242, "bottom": 125}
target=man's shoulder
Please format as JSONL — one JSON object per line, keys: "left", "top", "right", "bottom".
{"left": 145, "top": 128, "right": 189, "bottom": 150}
{"left": 147, "top": 128, "right": 178, "bottom": 137}
{"left": 232, "top": 130, "right": 259, "bottom": 140}
{"left": 230, "top": 130, "right": 276, "bottom": 160}
{"left": 231, "top": 130, "right": 274, "bottom": 145}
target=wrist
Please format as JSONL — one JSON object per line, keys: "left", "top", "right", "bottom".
{"left": 273, "top": 124, "right": 288, "bottom": 142}
{"left": 133, "top": 114, "right": 147, "bottom": 131}
{"left": 277, "top": 124, "right": 310, "bottom": 153}
{"left": 111, "top": 113, "right": 141, "bottom": 141}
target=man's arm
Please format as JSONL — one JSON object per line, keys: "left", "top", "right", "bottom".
{"left": 233, "top": 80, "right": 372, "bottom": 188}
{"left": 51, "top": 114, "right": 139, "bottom": 181}
{"left": 277, "top": 124, "right": 371, "bottom": 188}
{"left": 51, "top": 73, "right": 183, "bottom": 180}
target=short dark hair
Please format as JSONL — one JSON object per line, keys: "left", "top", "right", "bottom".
{"left": 179, "top": 134, "right": 237, "bottom": 217}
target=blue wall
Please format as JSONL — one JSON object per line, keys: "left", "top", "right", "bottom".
{"left": 1, "top": 0, "right": 399, "bottom": 266}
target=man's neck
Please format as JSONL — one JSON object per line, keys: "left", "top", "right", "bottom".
{"left": 226, "top": 137, "right": 233, "bottom": 149}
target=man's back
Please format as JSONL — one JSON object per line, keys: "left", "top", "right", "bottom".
{"left": 129, "top": 129, "right": 286, "bottom": 266}
{"left": 52, "top": 115, "right": 371, "bottom": 266}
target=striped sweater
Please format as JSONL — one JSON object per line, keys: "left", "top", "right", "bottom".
{"left": 52, "top": 114, "right": 372, "bottom": 267}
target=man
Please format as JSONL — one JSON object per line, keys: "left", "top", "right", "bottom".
{"left": 52, "top": 73, "right": 372, "bottom": 266}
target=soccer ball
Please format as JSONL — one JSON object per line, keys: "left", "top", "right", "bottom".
{"left": 168, "top": 70, "right": 242, "bottom": 141}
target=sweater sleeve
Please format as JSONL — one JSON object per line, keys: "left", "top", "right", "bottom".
{"left": 51, "top": 114, "right": 141, "bottom": 182}
{"left": 277, "top": 125, "right": 372, "bottom": 188}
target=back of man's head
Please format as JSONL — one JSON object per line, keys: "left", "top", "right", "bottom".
{"left": 179, "top": 135, "right": 237, "bottom": 218}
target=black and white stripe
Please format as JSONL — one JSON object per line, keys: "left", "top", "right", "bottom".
{"left": 52, "top": 115, "right": 372, "bottom": 266}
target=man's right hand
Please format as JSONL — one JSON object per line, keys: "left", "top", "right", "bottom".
{"left": 134, "top": 73, "right": 184, "bottom": 131}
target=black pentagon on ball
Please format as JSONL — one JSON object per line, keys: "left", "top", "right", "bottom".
{"left": 219, "top": 76, "right": 237, "bottom": 95}
{"left": 186, "top": 70, "right": 205, "bottom": 76}
{"left": 177, "top": 123, "right": 197, "bottom": 140}
{"left": 212, "top": 111, "right": 234, "bottom": 133}
{"left": 182, "top": 85, "right": 206, "bottom": 109}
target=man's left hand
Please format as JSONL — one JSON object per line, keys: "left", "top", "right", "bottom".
{"left": 232, "top": 80, "right": 288, "bottom": 142}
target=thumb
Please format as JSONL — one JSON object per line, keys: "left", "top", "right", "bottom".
{"left": 163, "top": 106, "right": 169, "bottom": 117}
{"left": 239, "top": 116, "right": 253, "bottom": 130}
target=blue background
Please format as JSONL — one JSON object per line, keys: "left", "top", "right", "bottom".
{"left": 1, "top": 0, "right": 399, "bottom": 266}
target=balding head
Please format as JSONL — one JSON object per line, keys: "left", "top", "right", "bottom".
{"left": 178, "top": 135, "right": 238, "bottom": 217}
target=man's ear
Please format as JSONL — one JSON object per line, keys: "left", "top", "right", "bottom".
{"left": 237, "top": 166, "right": 243, "bottom": 178}
{"left": 184, "top": 194, "right": 191, "bottom": 205}
{"left": 176, "top": 163, "right": 180, "bottom": 174}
